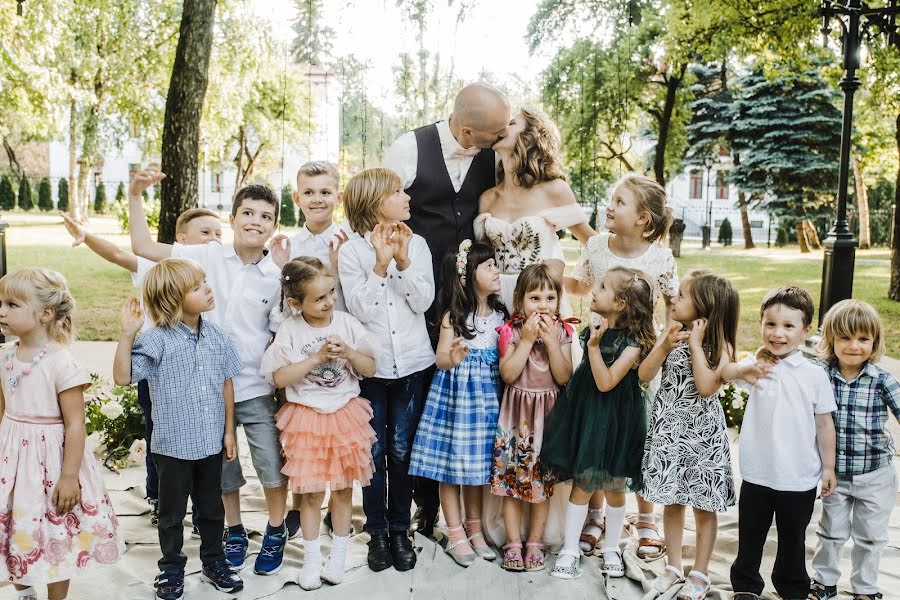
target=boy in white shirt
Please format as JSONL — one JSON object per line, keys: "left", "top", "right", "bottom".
{"left": 127, "top": 168, "right": 291, "bottom": 577}
{"left": 726, "top": 286, "right": 837, "bottom": 600}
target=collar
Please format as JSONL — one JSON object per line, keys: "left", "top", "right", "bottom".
{"left": 780, "top": 351, "right": 807, "bottom": 368}
{"left": 224, "top": 242, "right": 269, "bottom": 267}
{"left": 829, "top": 360, "right": 880, "bottom": 383}
{"left": 176, "top": 318, "right": 205, "bottom": 339}
{"left": 437, "top": 119, "right": 472, "bottom": 160}
{"left": 294, "top": 222, "right": 340, "bottom": 244}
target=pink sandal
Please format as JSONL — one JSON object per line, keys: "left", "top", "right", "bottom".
{"left": 524, "top": 541, "right": 545, "bottom": 571}
{"left": 501, "top": 542, "right": 524, "bottom": 571}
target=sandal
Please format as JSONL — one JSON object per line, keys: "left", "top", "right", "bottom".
{"left": 468, "top": 531, "right": 497, "bottom": 561}
{"left": 676, "top": 570, "right": 711, "bottom": 600}
{"left": 635, "top": 521, "right": 667, "bottom": 560}
{"left": 599, "top": 549, "right": 624, "bottom": 577}
{"left": 445, "top": 537, "right": 477, "bottom": 568}
{"left": 500, "top": 541, "right": 524, "bottom": 572}
{"left": 579, "top": 516, "right": 605, "bottom": 554}
{"left": 651, "top": 564, "right": 685, "bottom": 593}
{"left": 808, "top": 581, "right": 837, "bottom": 600}
{"left": 524, "top": 541, "right": 545, "bottom": 571}
{"left": 549, "top": 550, "right": 582, "bottom": 580}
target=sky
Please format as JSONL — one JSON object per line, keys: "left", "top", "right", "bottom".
{"left": 257, "top": 0, "right": 552, "bottom": 108}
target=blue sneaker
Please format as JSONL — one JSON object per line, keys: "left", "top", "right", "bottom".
{"left": 201, "top": 560, "right": 244, "bottom": 593}
{"left": 254, "top": 524, "right": 287, "bottom": 575}
{"left": 154, "top": 570, "right": 184, "bottom": 600}
{"left": 223, "top": 526, "right": 249, "bottom": 570}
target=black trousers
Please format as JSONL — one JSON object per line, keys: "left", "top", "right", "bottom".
{"left": 730, "top": 480, "right": 817, "bottom": 599}
{"left": 152, "top": 452, "right": 225, "bottom": 573}
{"left": 412, "top": 364, "right": 440, "bottom": 520}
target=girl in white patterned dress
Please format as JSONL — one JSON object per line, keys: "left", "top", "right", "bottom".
{"left": 565, "top": 172, "right": 678, "bottom": 558}
{"left": 0, "top": 268, "right": 122, "bottom": 600}
{"left": 639, "top": 270, "right": 739, "bottom": 600}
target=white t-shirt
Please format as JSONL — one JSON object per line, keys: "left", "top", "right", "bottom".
{"left": 259, "top": 311, "right": 374, "bottom": 413}
{"left": 171, "top": 241, "right": 281, "bottom": 403}
{"left": 288, "top": 221, "right": 356, "bottom": 312}
{"left": 737, "top": 351, "right": 837, "bottom": 491}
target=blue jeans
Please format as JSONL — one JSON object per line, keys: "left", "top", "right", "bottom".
{"left": 137, "top": 380, "right": 159, "bottom": 500}
{"left": 360, "top": 369, "right": 429, "bottom": 535}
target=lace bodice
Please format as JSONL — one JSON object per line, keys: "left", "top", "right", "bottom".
{"left": 464, "top": 310, "right": 506, "bottom": 349}
{"left": 572, "top": 232, "right": 678, "bottom": 301}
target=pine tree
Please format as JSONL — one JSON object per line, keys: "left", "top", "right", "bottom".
{"left": 115, "top": 182, "right": 126, "bottom": 204}
{"left": 17, "top": 177, "right": 34, "bottom": 211}
{"left": 57, "top": 178, "right": 69, "bottom": 212}
{"left": 717, "top": 217, "right": 733, "bottom": 246}
{"left": 94, "top": 181, "right": 108, "bottom": 214}
{"left": 0, "top": 175, "right": 14, "bottom": 210}
{"left": 280, "top": 185, "right": 296, "bottom": 227}
{"left": 38, "top": 177, "right": 54, "bottom": 211}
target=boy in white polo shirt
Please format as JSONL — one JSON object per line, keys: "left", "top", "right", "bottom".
{"left": 726, "top": 286, "right": 837, "bottom": 600}
{"left": 127, "top": 169, "right": 290, "bottom": 577}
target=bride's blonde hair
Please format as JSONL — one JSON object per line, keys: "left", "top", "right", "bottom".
{"left": 497, "top": 107, "right": 566, "bottom": 188}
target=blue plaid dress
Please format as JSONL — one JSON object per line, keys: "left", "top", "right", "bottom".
{"left": 409, "top": 311, "right": 505, "bottom": 485}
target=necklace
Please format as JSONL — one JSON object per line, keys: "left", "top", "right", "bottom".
{"left": 4, "top": 342, "right": 50, "bottom": 395}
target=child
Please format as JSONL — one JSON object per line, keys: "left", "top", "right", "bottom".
{"left": 810, "top": 300, "right": 899, "bottom": 600}
{"left": 0, "top": 268, "right": 122, "bottom": 600}
{"left": 60, "top": 207, "right": 221, "bottom": 528}
{"left": 408, "top": 240, "right": 507, "bottom": 567}
{"left": 113, "top": 259, "right": 244, "bottom": 600}
{"left": 490, "top": 263, "right": 573, "bottom": 572}
{"left": 724, "top": 286, "right": 838, "bottom": 600}
{"left": 640, "top": 269, "right": 740, "bottom": 600}
{"left": 565, "top": 173, "right": 677, "bottom": 558}
{"left": 542, "top": 267, "right": 657, "bottom": 579}
{"left": 259, "top": 257, "right": 377, "bottom": 590}
{"left": 338, "top": 167, "right": 435, "bottom": 573}
{"left": 127, "top": 169, "right": 290, "bottom": 574}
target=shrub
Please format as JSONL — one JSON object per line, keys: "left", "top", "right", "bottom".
{"left": 0, "top": 174, "right": 14, "bottom": 210}
{"left": 17, "top": 177, "right": 33, "bottom": 211}
{"left": 115, "top": 181, "right": 126, "bottom": 204}
{"left": 115, "top": 195, "right": 159, "bottom": 233}
{"left": 775, "top": 220, "right": 791, "bottom": 247}
{"left": 57, "top": 178, "right": 69, "bottom": 211}
{"left": 93, "top": 181, "right": 108, "bottom": 214}
{"left": 717, "top": 217, "right": 733, "bottom": 246}
{"left": 280, "top": 184, "right": 296, "bottom": 227}
{"left": 38, "top": 177, "right": 53, "bottom": 211}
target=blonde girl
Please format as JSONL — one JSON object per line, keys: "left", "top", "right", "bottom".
{"left": 490, "top": 263, "right": 573, "bottom": 572}
{"left": 261, "top": 257, "right": 377, "bottom": 590}
{"left": 566, "top": 172, "right": 677, "bottom": 558}
{"left": 0, "top": 268, "right": 122, "bottom": 600}
{"left": 639, "top": 269, "right": 739, "bottom": 600}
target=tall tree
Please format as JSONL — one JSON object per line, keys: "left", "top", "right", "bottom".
{"left": 290, "top": 0, "right": 333, "bottom": 66}
{"left": 158, "top": 0, "right": 217, "bottom": 244}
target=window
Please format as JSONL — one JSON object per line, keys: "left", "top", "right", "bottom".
{"left": 716, "top": 171, "right": 729, "bottom": 200}
{"left": 689, "top": 171, "right": 703, "bottom": 200}
{"left": 213, "top": 172, "right": 223, "bottom": 193}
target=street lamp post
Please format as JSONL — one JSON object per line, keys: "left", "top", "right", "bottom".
{"left": 818, "top": 0, "right": 899, "bottom": 326}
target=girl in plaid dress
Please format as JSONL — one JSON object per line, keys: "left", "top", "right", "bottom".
{"left": 409, "top": 241, "right": 507, "bottom": 567}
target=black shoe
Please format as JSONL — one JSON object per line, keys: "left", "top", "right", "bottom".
{"left": 200, "top": 560, "right": 244, "bottom": 593}
{"left": 367, "top": 532, "right": 393, "bottom": 572}
{"left": 285, "top": 509, "right": 301, "bottom": 539}
{"left": 154, "top": 570, "right": 184, "bottom": 600}
{"left": 390, "top": 531, "right": 417, "bottom": 571}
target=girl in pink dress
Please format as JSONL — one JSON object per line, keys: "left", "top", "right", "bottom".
{"left": 0, "top": 268, "right": 122, "bottom": 600}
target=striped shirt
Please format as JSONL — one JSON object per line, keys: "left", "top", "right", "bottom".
{"left": 131, "top": 319, "right": 244, "bottom": 460}
{"left": 826, "top": 361, "right": 900, "bottom": 476}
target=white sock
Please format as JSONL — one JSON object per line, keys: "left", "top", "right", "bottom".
{"left": 323, "top": 534, "right": 349, "bottom": 584}
{"left": 298, "top": 537, "right": 323, "bottom": 589}
{"left": 602, "top": 505, "right": 627, "bottom": 553}
{"left": 563, "top": 502, "right": 590, "bottom": 556}
{"left": 637, "top": 511, "right": 657, "bottom": 540}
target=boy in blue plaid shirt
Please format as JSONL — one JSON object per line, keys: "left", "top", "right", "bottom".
{"left": 809, "top": 300, "right": 900, "bottom": 600}
{"left": 113, "top": 258, "right": 244, "bottom": 600}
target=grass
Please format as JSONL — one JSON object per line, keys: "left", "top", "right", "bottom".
{"left": 4, "top": 213, "right": 898, "bottom": 357}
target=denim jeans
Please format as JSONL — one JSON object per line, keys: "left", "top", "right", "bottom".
{"left": 361, "top": 369, "right": 429, "bottom": 535}
{"left": 137, "top": 379, "right": 159, "bottom": 500}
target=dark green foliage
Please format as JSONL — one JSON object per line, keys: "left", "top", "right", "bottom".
{"left": 38, "top": 177, "right": 53, "bottom": 211}
{"left": 17, "top": 177, "right": 33, "bottom": 211}
{"left": 57, "top": 178, "right": 69, "bottom": 212}
{"left": 280, "top": 185, "right": 297, "bottom": 227}
{"left": 775, "top": 220, "right": 792, "bottom": 246}
{"left": 94, "top": 181, "right": 108, "bottom": 214}
{"left": 684, "top": 62, "right": 732, "bottom": 169}
{"left": 141, "top": 188, "right": 149, "bottom": 203}
{"left": 718, "top": 217, "right": 733, "bottom": 246}
{"left": 115, "top": 182, "right": 126, "bottom": 204}
{"left": 0, "top": 175, "right": 14, "bottom": 210}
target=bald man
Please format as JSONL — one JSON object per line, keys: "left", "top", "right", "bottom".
{"left": 382, "top": 82, "right": 510, "bottom": 540}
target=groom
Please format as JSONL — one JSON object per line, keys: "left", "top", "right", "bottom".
{"left": 382, "top": 82, "right": 510, "bottom": 538}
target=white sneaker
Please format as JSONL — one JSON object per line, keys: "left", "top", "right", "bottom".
{"left": 549, "top": 551, "right": 582, "bottom": 580}
{"left": 599, "top": 550, "right": 624, "bottom": 577}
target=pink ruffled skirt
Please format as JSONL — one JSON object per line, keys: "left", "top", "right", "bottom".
{"left": 276, "top": 397, "right": 376, "bottom": 494}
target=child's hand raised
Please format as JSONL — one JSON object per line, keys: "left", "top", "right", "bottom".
{"left": 389, "top": 223, "right": 413, "bottom": 269}
{"left": 538, "top": 315, "right": 560, "bottom": 349}
{"left": 449, "top": 337, "right": 470, "bottom": 366}
{"left": 119, "top": 298, "right": 144, "bottom": 337}
{"left": 313, "top": 338, "right": 333, "bottom": 364}
{"left": 59, "top": 211, "right": 86, "bottom": 246}
{"left": 371, "top": 223, "right": 395, "bottom": 271}
{"left": 688, "top": 318, "right": 708, "bottom": 349}
{"left": 328, "top": 229, "right": 350, "bottom": 274}
{"left": 129, "top": 167, "right": 165, "bottom": 198}
{"left": 521, "top": 313, "right": 542, "bottom": 344}
{"left": 659, "top": 322, "right": 689, "bottom": 351}
{"left": 587, "top": 316, "right": 608, "bottom": 348}
{"left": 740, "top": 359, "right": 774, "bottom": 388}
{"left": 269, "top": 234, "right": 291, "bottom": 269}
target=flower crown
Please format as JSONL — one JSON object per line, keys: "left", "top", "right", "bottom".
{"left": 456, "top": 239, "right": 472, "bottom": 275}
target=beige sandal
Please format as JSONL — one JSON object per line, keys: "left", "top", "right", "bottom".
{"left": 579, "top": 516, "right": 605, "bottom": 554}
{"left": 635, "top": 521, "right": 667, "bottom": 560}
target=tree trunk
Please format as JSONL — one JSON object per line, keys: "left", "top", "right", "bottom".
{"left": 68, "top": 95, "right": 80, "bottom": 221}
{"left": 889, "top": 113, "right": 900, "bottom": 300}
{"left": 158, "top": 0, "right": 217, "bottom": 244}
{"left": 2, "top": 139, "right": 24, "bottom": 184}
{"left": 805, "top": 219, "right": 821, "bottom": 249}
{"left": 739, "top": 201, "right": 755, "bottom": 249}
{"left": 653, "top": 63, "right": 687, "bottom": 187}
{"left": 796, "top": 218, "right": 811, "bottom": 253}
{"left": 853, "top": 154, "right": 871, "bottom": 249}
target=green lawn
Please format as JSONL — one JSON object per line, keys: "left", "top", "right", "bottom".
{"left": 4, "top": 213, "right": 898, "bottom": 357}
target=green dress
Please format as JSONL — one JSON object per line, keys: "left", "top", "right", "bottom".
{"left": 540, "top": 327, "right": 646, "bottom": 493}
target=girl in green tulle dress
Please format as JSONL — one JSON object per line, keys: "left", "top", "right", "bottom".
{"left": 541, "top": 266, "right": 657, "bottom": 580}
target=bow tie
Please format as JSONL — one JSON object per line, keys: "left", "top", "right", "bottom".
{"left": 449, "top": 147, "right": 481, "bottom": 159}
